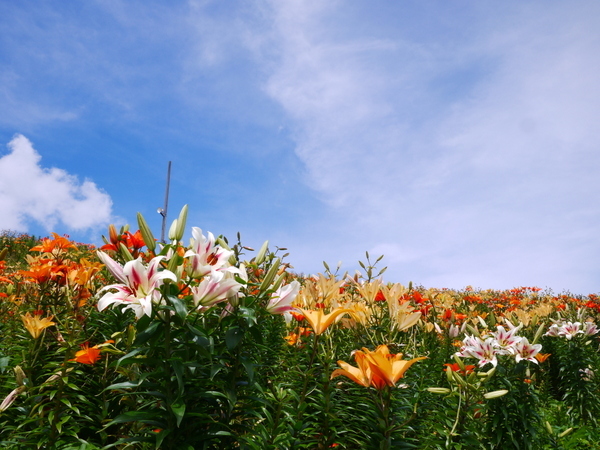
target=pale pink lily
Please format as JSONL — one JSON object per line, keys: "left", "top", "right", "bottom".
{"left": 266, "top": 280, "right": 301, "bottom": 315}
{"left": 184, "top": 227, "right": 234, "bottom": 278}
{"left": 513, "top": 337, "right": 542, "bottom": 364}
{"left": 544, "top": 323, "right": 561, "bottom": 337}
{"left": 97, "top": 251, "right": 177, "bottom": 319}
{"left": 456, "top": 336, "right": 498, "bottom": 368}
{"left": 492, "top": 325, "right": 522, "bottom": 354}
{"left": 558, "top": 322, "right": 583, "bottom": 340}
{"left": 584, "top": 321, "right": 599, "bottom": 336}
{"left": 192, "top": 271, "right": 242, "bottom": 309}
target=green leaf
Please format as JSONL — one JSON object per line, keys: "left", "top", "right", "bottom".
{"left": 225, "top": 326, "right": 244, "bottom": 350}
{"left": 239, "top": 306, "right": 257, "bottom": 327}
{"left": 134, "top": 321, "right": 162, "bottom": 345}
{"left": 115, "top": 347, "right": 146, "bottom": 369}
{"left": 170, "top": 399, "right": 186, "bottom": 427}
{"left": 170, "top": 358, "right": 185, "bottom": 397}
{"left": 168, "top": 295, "right": 188, "bottom": 322}
{"left": 0, "top": 356, "right": 9, "bottom": 373}
{"left": 241, "top": 357, "right": 255, "bottom": 382}
{"left": 106, "top": 411, "right": 166, "bottom": 427}
{"left": 104, "top": 379, "right": 143, "bottom": 391}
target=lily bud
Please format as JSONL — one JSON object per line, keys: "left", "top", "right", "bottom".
{"left": 451, "top": 371, "right": 468, "bottom": 388}
{"left": 427, "top": 387, "right": 451, "bottom": 395}
{"left": 271, "top": 272, "right": 287, "bottom": 292}
{"left": 483, "top": 389, "right": 508, "bottom": 399}
{"left": 169, "top": 205, "right": 188, "bottom": 242}
{"left": 0, "top": 247, "right": 7, "bottom": 261}
{"left": 14, "top": 366, "right": 26, "bottom": 386}
{"left": 254, "top": 240, "right": 269, "bottom": 265}
{"left": 108, "top": 224, "right": 119, "bottom": 244}
{"left": 137, "top": 212, "right": 156, "bottom": 253}
{"left": 259, "top": 258, "right": 281, "bottom": 292}
{"left": 0, "top": 386, "right": 26, "bottom": 412}
{"left": 532, "top": 321, "right": 546, "bottom": 345}
{"left": 558, "top": 428, "right": 573, "bottom": 438}
{"left": 477, "top": 315, "right": 488, "bottom": 329}
{"left": 544, "top": 421, "right": 554, "bottom": 436}
{"left": 453, "top": 354, "right": 466, "bottom": 371}
{"left": 168, "top": 219, "right": 178, "bottom": 241}
{"left": 118, "top": 243, "right": 134, "bottom": 262}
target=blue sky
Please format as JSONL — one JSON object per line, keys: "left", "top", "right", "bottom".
{"left": 1, "top": 0, "right": 599, "bottom": 294}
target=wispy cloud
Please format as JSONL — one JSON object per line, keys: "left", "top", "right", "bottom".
{"left": 241, "top": 1, "right": 600, "bottom": 291}
{"left": 0, "top": 135, "right": 113, "bottom": 234}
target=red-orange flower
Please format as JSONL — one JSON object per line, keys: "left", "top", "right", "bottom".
{"left": 71, "top": 344, "right": 102, "bottom": 365}
{"left": 444, "top": 363, "right": 475, "bottom": 376}
{"left": 374, "top": 290, "right": 386, "bottom": 302}
{"left": 30, "top": 233, "right": 77, "bottom": 255}
{"left": 70, "top": 340, "right": 113, "bottom": 364}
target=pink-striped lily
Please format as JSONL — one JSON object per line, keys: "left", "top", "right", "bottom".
{"left": 491, "top": 325, "right": 522, "bottom": 354}
{"left": 184, "top": 227, "right": 234, "bottom": 278}
{"left": 266, "top": 280, "right": 300, "bottom": 315}
{"left": 97, "top": 251, "right": 177, "bottom": 319}
{"left": 513, "top": 337, "right": 543, "bottom": 364}
{"left": 456, "top": 336, "right": 499, "bottom": 367}
{"left": 192, "top": 271, "right": 242, "bottom": 309}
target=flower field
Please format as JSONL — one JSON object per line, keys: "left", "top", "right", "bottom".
{"left": 1, "top": 206, "right": 599, "bottom": 449}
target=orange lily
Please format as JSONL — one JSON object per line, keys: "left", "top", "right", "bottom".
{"left": 71, "top": 344, "right": 102, "bottom": 365}
{"left": 363, "top": 345, "right": 427, "bottom": 388}
{"left": 297, "top": 307, "right": 353, "bottom": 335}
{"left": 534, "top": 353, "right": 551, "bottom": 363}
{"left": 30, "top": 233, "right": 77, "bottom": 255}
{"left": 70, "top": 340, "right": 114, "bottom": 364}
{"left": 331, "top": 351, "right": 372, "bottom": 387}
{"left": 332, "top": 345, "right": 426, "bottom": 389}
{"left": 21, "top": 312, "right": 55, "bottom": 339}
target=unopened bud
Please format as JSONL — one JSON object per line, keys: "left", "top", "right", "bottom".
{"left": 259, "top": 258, "right": 281, "bottom": 292}
{"left": 0, "top": 386, "right": 26, "bottom": 412}
{"left": 255, "top": 240, "right": 269, "bottom": 265}
{"left": 168, "top": 219, "right": 179, "bottom": 241}
{"left": 14, "top": 366, "right": 26, "bottom": 386}
{"left": 483, "top": 389, "right": 508, "bottom": 399}
{"left": 558, "top": 427, "right": 573, "bottom": 438}
{"left": 427, "top": 387, "right": 451, "bottom": 394}
{"left": 137, "top": 213, "right": 156, "bottom": 253}
{"left": 108, "top": 224, "right": 118, "bottom": 244}
{"left": 118, "top": 243, "right": 134, "bottom": 262}
{"left": 171, "top": 205, "right": 188, "bottom": 242}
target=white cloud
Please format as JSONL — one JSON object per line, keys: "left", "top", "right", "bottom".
{"left": 243, "top": 1, "right": 600, "bottom": 292}
{"left": 0, "top": 134, "right": 113, "bottom": 233}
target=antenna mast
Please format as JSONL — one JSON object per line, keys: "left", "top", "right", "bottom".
{"left": 159, "top": 161, "right": 172, "bottom": 243}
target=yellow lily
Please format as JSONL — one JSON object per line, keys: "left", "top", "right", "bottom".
{"left": 21, "top": 312, "right": 55, "bottom": 339}
{"left": 297, "top": 307, "right": 353, "bottom": 335}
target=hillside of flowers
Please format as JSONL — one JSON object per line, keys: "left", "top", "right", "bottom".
{"left": 1, "top": 206, "right": 599, "bottom": 449}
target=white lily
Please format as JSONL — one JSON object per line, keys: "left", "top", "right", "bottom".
{"left": 513, "top": 337, "right": 543, "bottom": 364}
{"left": 192, "top": 270, "right": 242, "bottom": 309}
{"left": 266, "top": 280, "right": 301, "bottom": 315}
{"left": 97, "top": 251, "right": 177, "bottom": 319}
{"left": 184, "top": 227, "right": 234, "bottom": 277}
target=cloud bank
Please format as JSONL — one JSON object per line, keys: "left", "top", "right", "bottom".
{"left": 0, "top": 135, "right": 113, "bottom": 234}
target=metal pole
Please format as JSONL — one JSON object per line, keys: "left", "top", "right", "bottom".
{"left": 160, "top": 161, "right": 172, "bottom": 243}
